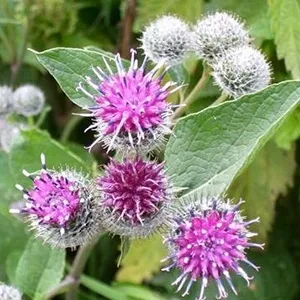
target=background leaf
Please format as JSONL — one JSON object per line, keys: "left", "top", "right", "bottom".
{"left": 228, "top": 141, "right": 296, "bottom": 242}
{"left": 32, "top": 47, "right": 129, "bottom": 107}
{"left": 116, "top": 234, "right": 167, "bottom": 284}
{"left": 134, "top": 0, "right": 203, "bottom": 31}
{"left": 14, "top": 237, "right": 65, "bottom": 299}
{"left": 269, "top": 0, "right": 300, "bottom": 78}
{"left": 165, "top": 81, "right": 300, "bottom": 197}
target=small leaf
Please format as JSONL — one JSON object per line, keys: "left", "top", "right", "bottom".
{"left": 165, "top": 81, "right": 300, "bottom": 196}
{"left": 228, "top": 141, "right": 296, "bottom": 242}
{"left": 116, "top": 234, "right": 167, "bottom": 283}
{"left": 14, "top": 237, "right": 65, "bottom": 299}
{"left": 32, "top": 47, "right": 129, "bottom": 107}
{"left": 269, "top": 0, "right": 300, "bottom": 79}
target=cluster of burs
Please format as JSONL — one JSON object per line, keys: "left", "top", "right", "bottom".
{"left": 0, "top": 84, "right": 45, "bottom": 152}
{"left": 142, "top": 12, "right": 271, "bottom": 98}
{"left": 8, "top": 12, "right": 265, "bottom": 300}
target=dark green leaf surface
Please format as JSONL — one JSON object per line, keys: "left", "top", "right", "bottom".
{"left": 15, "top": 237, "right": 65, "bottom": 299}
{"left": 165, "top": 81, "right": 300, "bottom": 196}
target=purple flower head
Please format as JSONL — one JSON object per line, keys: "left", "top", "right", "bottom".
{"left": 97, "top": 157, "right": 173, "bottom": 238}
{"left": 77, "top": 49, "right": 181, "bottom": 152}
{"left": 162, "top": 196, "right": 263, "bottom": 300}
{"left": 11, "top": 154, "right": 102, "bottom": 248}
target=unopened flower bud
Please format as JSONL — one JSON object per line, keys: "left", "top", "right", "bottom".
{"left": 0, "top": 86, "right": 13, "bottom": 117}
{"left": 141, "top": 15, "right": 192, "bottom": 65}
{"left": 0, "top": 284, "right": 22, "bottom": 300}
{"left": 13, "top": 84, "right": 45, "bottom": 117}
{"left": 212, "top": 45, "right": 271, "bottom": 98}
{"left": 192, "top": 12, "right": 250, "bottom": 62}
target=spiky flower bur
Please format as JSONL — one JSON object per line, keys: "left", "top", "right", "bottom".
{"left": 11, "top": 154, "right": 101, "bottom": 248}
{"left": 77, "top": 50, "right": 180, "bottom": 153}
{"left": 192, "top": 12, "right": 250, "bottom": 62}
{"left": 162, "top": 196, "right": 263, "bottom": 300}
{"left": 0, "top": 121, "right": 27, "bottom": 153}
{"left": 97, "top": 157, "right": 173, "bottom": 238}
{"left": 13, "top": 84, "right": 45, "bottom": 117}
{"left": 0, "top": 284, "right": 22, "bottom": 300}
{"left": 141, "top": 15, "right": 192, "bottom": 65}
{"left": 0, "top": 86, "right": 13, "bottom": 117}
{"left": 212, "top": 46, "right": 271, "bottom": 98}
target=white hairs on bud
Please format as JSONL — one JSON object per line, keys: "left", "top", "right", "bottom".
{"left": 141, "top": 15, "right": 192, "bottom": 65}
{"left": 13, "top": 84, "right": 45, "bottom": 117}
{"left": 0, "top": 284, "right": 22, "bottom": 300}
{"left": 211, "top": 45, "right": 271, "bottom": 98}
{"left": 0, "top": 86, "right": 13, "bottom": 117}
{"left": 192, "top": 12, "right": 250, "bottom": 62}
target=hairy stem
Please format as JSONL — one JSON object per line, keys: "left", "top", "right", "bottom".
{"left": 171, "top": 64, "right": 211, "bottom": 121}
{"left": 212, "top": 92, "right": 228, "bottom": 106}
{"left": 60, "top": 115, "right": 82, "bottom": 143}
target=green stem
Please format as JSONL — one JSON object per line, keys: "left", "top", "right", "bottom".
{"left": 171, "top": 64, "right": 211, "bottom": 121}
{"left": 60, "top": 115, "right": 82, "bottom": 143}
{"left": 46, "top": 235, "right": 101, "bottom": 300}
{"left": 36, "top": 106, "right": 51, "bottom": 127}
{"left": 28, "top": 116, "right": 35, "bottom": 127}
{"left": 211, "top": 92, "right": 228, "bottom": 106}
{"left": 65, "top": 237, "right": 100, "bottom": 300}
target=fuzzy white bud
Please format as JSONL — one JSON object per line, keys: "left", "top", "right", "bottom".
{"left": 13, "top": 84, "right": 45, "bottom": 117}
{"left": 192, "top": 12, "right": 250, "bottom": 62}
{"left": 0, "top": 86, "right": 13, "bottom": 117}
{"left": 0, "top": 121, "right": 27, "bottom": 153}
{"left": 0, "top": 284, "right": 22, "bottom": 300}
{"left": 212, "top": 45, "right": 271, "bottom": 98}
{"left": 141, "top": 15, "right": 192, "bottom": 65}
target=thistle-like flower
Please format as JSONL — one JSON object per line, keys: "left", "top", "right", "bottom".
{"left": 77, "top": 50, "right": 180, "bottom": 153}
{"left": 192, "top": 12, "right": 250, "bottom": 62}
{"left": 96, "top": 157, "right": 173, "bottom": 238}
{"left": 13, "top": 84, "right": 45, "bottom": 117}
{"left": 141, "top": 15, "right": 192, "bottom": 65}
{"left": 162, "top": 195, "right": 263, "bottom": 300}
{"left": 0, "top": 86, "right": 13, "bottom": 117}
{"left": 212, "top": 45, "right": 271, "bottom": 98}
{"left": 10, "top": 154, "right": 101, "bottom": 248}
{"left": 0, "top": 284, "right": 22, "bottom": 300}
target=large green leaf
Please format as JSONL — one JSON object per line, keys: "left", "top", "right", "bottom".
{"left": 228, "top": 141, "right": 296, "bottom": 242}
{"left": 8, "top": 129, "right": 92, "bottom": 188}
{"left": 165, "top": 81, "right": 300, "bottom": 196}
{"left": 14, "top": 237, "right": 65, "bottom": 299}
{"left": 31, "top": 47, "right": 128, "bottom": 107}
{"left": 269, "top": 0, "right": 300, "bottom": 79}
{"left": 134, "top": 0, "right": 203, "bottom": 31}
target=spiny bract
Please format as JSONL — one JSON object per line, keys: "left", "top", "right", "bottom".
{"left": 212, "top": 45, "right": 271, "bottom": 98}
{"left": 141, "top": 15, "right": 192, "bottom": 65}
{"left": 77, "top": 49, "right": 180, "bottom": 153}
{"left": 192, "top": 12, "right": 250, "bottom": 62}
{"left": 11, "top": 154, "right": 102, "bottom": 248}
{"left": 0, "top": 284, "right": 22, "bottom": 300}
{"left": 97, "top": 157, "right": 173, "bottom": 238}
{"left": 162, "top": 195, "right": 263, "bottom": 300}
